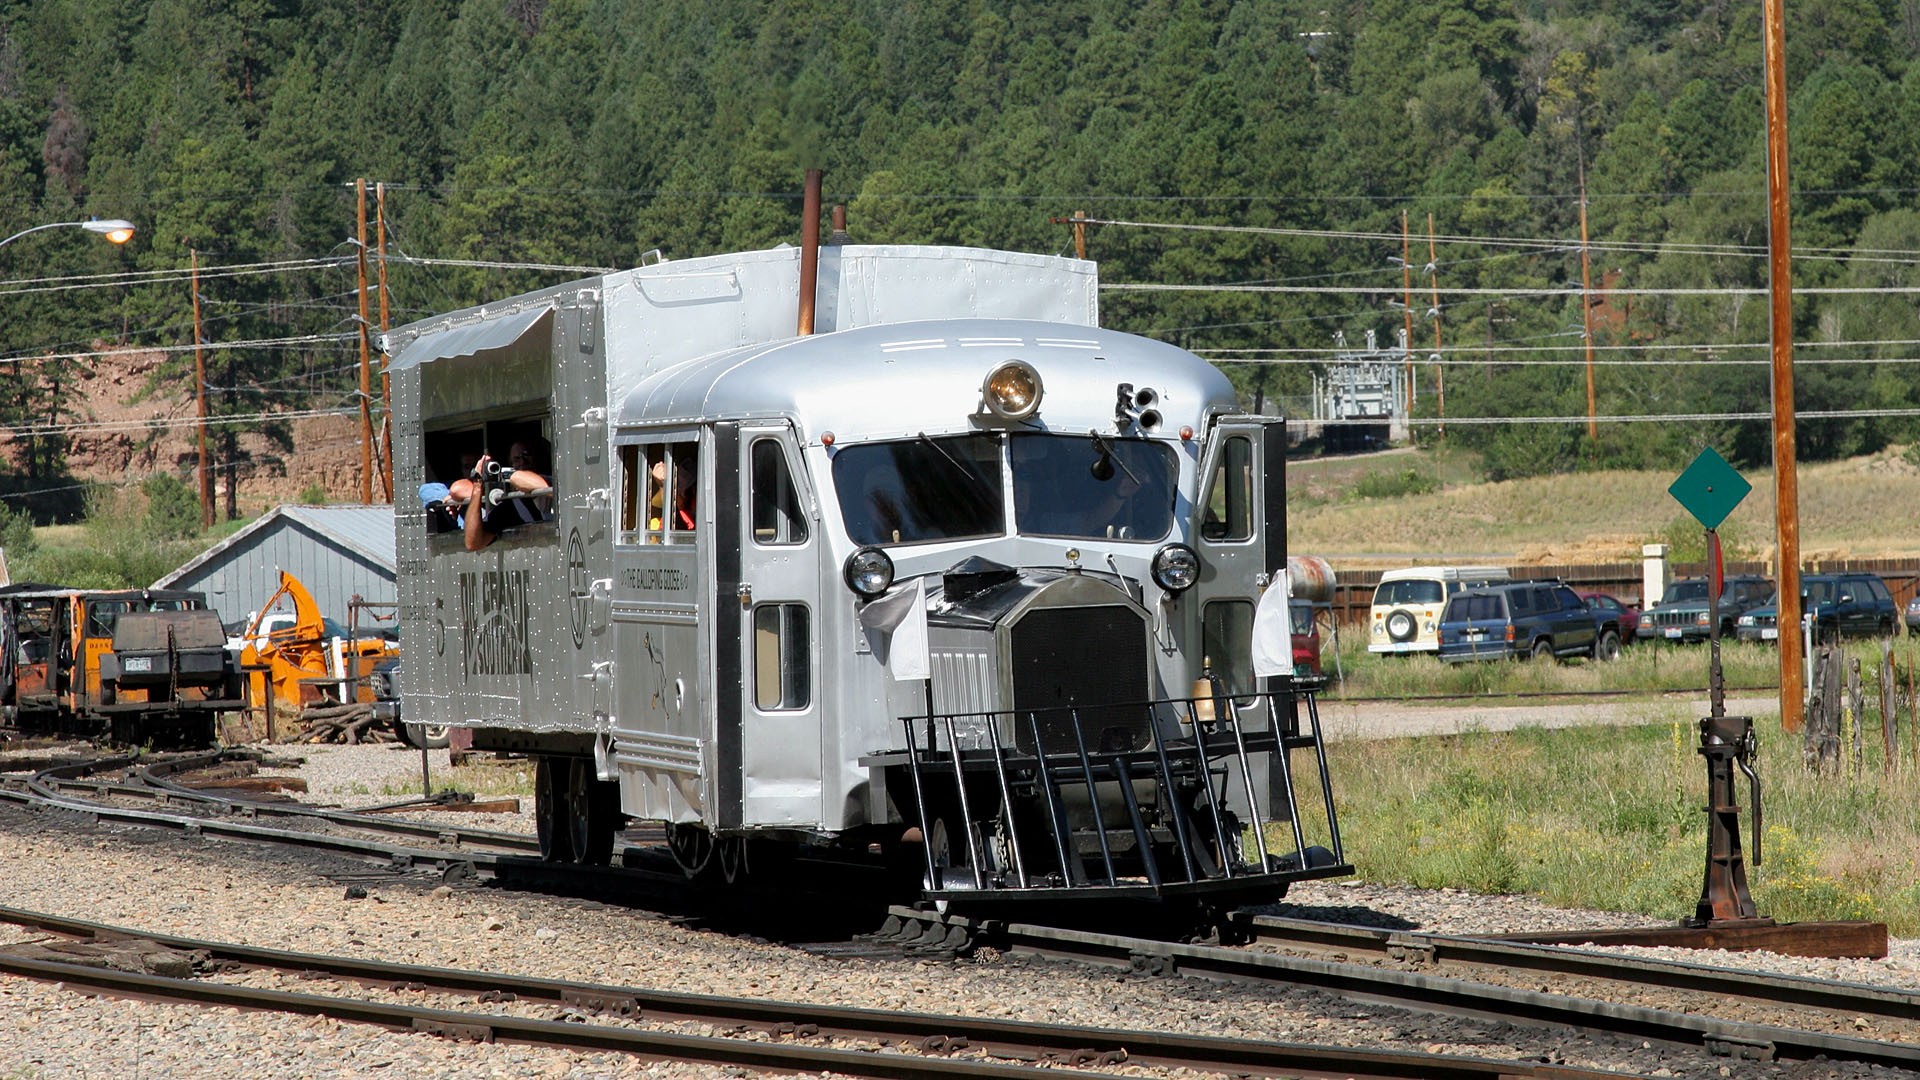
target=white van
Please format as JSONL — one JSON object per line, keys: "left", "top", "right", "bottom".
{"left": 1368, "top": 565, "right": 1511, "bottom": 654}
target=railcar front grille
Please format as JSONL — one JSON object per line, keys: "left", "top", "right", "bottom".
{"left": 1009, "top": 605, "right": 1149, "bottom": 754}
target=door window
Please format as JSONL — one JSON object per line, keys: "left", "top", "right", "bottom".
{"left": 753, "top": 604, "right": 811, "bottom": 710}
{"left": 751, "top": 439, "right": 808, "bottom": 545}
{"left": 1201, "top": 600, "right": 1254, "bottom": 696}
{"left": 1200, "top": 435, "right": 1253, "bottom": 541}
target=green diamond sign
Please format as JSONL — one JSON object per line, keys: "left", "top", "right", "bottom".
{"left": 1669, "top": 447, "right": 1751, "bottom": 530}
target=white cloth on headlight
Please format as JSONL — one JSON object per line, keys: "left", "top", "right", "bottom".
{"left": 857, "top": 578, "right": 930, "bottom": 681}
{"left": 1251, "top": 569, "right": 1294, "bottom": 678}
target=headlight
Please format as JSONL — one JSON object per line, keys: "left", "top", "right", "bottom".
{"left": 1695, "top": 612, "right": 1710, "bottom": 627}
{"left": 1737, "top": 615, "right": 1755, "bottom": 626}
{"left": 1150, "top": 544, "right": 1200, "bottom": 593}
{"left": 981, "top": 360, "right": 1042, "bottom": 420}
{"left": 842, "top": 546, "right": 895, "bottom": 597}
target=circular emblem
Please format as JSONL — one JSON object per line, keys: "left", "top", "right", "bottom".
{"left": 567, "top": 528, "right": 589, "bottom": 649}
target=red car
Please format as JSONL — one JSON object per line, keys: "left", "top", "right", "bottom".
{"left": 1291, "top": 599, "right": 1324, "bottom": 676}
{"left": 1580, "top": 592, "right": 1641, "bottom": 641}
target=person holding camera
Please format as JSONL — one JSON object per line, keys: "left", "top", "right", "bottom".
{"left": 463, "top": 436, "right": 554, "bottom": 551}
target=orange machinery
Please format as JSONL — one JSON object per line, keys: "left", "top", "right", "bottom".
{"left": 240, "top": 572, "right": 398, "bottom": 726}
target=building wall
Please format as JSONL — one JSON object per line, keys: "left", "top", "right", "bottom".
{"left": 163, "top": 517, "right": 396, "bottom": 631}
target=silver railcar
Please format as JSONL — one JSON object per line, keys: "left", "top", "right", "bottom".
{"left": 386, "top": 238, "right": 1348, "bottom": 916}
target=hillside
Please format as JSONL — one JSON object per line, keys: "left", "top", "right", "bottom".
{"left": 22, "top": 345, "right": 368, "bottom": 518}
{"left": 1286, "top": 445, "right": 1920, "bottom": 569}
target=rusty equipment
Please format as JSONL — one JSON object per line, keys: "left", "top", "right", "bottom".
{"left": 241, "top": 571, "right": 397, "bottom": 741}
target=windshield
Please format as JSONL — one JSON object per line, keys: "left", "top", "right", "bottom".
{"left": 1375, "top": 579, "right": 1444, "bottom": 606}
{"left": 833, "top": 434, "right": 1004, "bottom": 546}
{"left": 1665, "top": 581, "right": 1708, "bottom": 604}
{"left": 1010, "top": 433, "right": 1176, "bottom": 542}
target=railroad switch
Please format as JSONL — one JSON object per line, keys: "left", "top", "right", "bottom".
{"left": 1690, "top": 713, "right": 1768, "bottom": 928}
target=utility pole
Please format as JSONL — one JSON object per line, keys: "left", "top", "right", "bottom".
{"left": 1072, "top": 210, "right": 1087, "bottom": 260}
{"left": 1580, "top": 165, "right": 1597, "bottom": 441}
{"left": 1762, "top": 0, "right": 1803, "bottom": 732}
{"left": 1401, "top": 211, "right": 1414, "bottom": 419}
{"left": 1428, "top": 213, "right": 1444, "bottom": 439}
{"left": 192, "top": 249, "right": 211, "bottom": 529}
{"left": 377, "top": 181, "right": 393, "bottom": 502}
{"left": 355, "top": 179, "right": 374, "bottom": 505}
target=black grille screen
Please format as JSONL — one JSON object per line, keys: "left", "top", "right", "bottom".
{"left": 1010, "top": 605, "right": 1150, "bottom": 754}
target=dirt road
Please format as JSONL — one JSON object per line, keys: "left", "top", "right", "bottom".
{"left": 1313, "top": 692, "right": 1781, "bottom": 741}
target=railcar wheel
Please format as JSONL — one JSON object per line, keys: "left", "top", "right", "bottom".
{"left": 668, "top": 824, "right": 715, "bottom": 879}
{"left": 533, "top": 757, "right": 576, "bottom": 863}
{"left": 565, "top": 758, "right": 618, "bottom": 866}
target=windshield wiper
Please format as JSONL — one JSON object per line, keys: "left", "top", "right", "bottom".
{"left": 916, "top": 432, "right": 996, "bottom": 498}
{"left": 1088, "top": 431, "right": 1141, "bottom": 485}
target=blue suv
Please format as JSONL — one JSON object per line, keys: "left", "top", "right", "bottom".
{"left": 1437, "top": 580, "right": 1621, "bottom": 662}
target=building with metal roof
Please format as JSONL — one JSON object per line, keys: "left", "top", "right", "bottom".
{"left": 153, "top": 504, "right": 396, "bottom": 630}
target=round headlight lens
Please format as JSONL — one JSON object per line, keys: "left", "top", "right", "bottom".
{"left": 843, "top": 546, "right": 896, "bottom": 597}
{"left": 982, "top": 360, "right": 1042, "bottom": 420}
{"left": 1150, "top": 543, "right": 1200, "bottom": 593}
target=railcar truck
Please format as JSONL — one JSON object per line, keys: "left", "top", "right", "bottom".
{"left": 386, "top": 221, "right": 1349, "bottom": 921}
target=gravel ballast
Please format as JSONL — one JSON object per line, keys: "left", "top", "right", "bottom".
{"left": 0, "top": 742, "right": 1914, "bottom": 1079}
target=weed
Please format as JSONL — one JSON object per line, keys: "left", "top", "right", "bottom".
{"left": 1317, "top": 719, "right": 1920, "bottom": 934}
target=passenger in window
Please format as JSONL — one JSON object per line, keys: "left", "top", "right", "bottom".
{"left": 671, "top": 459, "right": 696, "bottom": 531}
{"left": 463, "top": 436, "right": 554, "bottom": 551}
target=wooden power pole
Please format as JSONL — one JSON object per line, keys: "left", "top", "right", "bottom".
{"left": 1762, "top": 0, "right": 1803, "bottom": 732}
{"left": 377, "top": 181, "right": 393, "bottom": 502}
{"left": 355, "top": 179, "right": 375, "bottom": 505}
{"left": 191, "top": 249, "right": 212, "bottom": 529}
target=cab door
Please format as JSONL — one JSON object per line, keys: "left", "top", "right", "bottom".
{"left": 719, "top": 420, "right": 824, "bottom": 828}
{"left": 1190, "top": 416, "right": 1285, "bottom": 695}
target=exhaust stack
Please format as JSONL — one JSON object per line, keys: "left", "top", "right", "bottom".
{"left": 798, "top": 169, "right": 822, "bottom": 336}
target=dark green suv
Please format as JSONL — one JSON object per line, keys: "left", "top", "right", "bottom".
{"left": 1735, "top": 572, "right": 1900, "bottom": 644}
{"left": 1638, "top": 575, "right": 1774, "bottom": 643}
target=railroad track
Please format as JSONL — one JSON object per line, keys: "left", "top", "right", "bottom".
{"left": 7, "top": 745, "right": 1916, "bottom": 1077}
{"left": 0, "top": 904, "right": 1628, "bottom": 1080}
{"left": 877, "top": 907, "right": 1920, "bottom": 1072}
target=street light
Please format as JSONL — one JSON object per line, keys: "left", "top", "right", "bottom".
{"left": 0, "top": 218, "right": 136, "bottom": 250}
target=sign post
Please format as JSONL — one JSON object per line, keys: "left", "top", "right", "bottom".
{"left": 1668, "top": 448, "right": 1768, "bottom": 928}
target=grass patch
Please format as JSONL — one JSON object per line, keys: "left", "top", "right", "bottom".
{"left": 1321, "top": 631, "right": 1791, "bottom": 699}
{"left": 1297, "top": 717, "right": 1920, "bottom": 935}
{"left": 1287, "top": 446, "right": 1920, "bottom": 561}
{"left": 377, "top": 755, "right": 535, "bottom": 799}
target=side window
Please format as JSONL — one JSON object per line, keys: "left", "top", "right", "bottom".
{"left": 637, "top": 441, "right": 699, "bottom": 544}
{"left": 751, "top": 439, "right": 808, "bottom": 545}
{"left": 1200, "top": 436, "right": 1253, "bottom": 542}
{"left": 1509, "top": 588, "right": 1534, "bottom": 616}
{"left": 1869, "top": 579, "right": 1891, "bottom": 603}
{"left": 753, "top": 604, "right": 811, "bottom": 710}
{"left": 618, "top": 444, "right": 641, "bottom": 544}
{"left": 1554, "top": 586, "right": 1582, "bottom": 611}
{"left": 667, "top": 443, "right": 698, "bottom": 543}
{"left": 88, "top": 602, "right": 129, "bottom": 637}
{"left": 1201, "top": 600, "right": 1255, "bottom": 695}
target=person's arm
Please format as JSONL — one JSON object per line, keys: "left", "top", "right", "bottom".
{"left": 463, "top": 455, "right": 497, "bottom": 551}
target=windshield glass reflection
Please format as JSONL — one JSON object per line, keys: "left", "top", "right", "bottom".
{"left": 1010, "top": 433, "right": 1175, "bottom": 541}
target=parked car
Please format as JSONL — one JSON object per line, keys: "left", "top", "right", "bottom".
{"left": 1638, "top": 575, "right": 1774, "bottom": 643}
{"left": 1437, "top": 580, "right": 1620, "bottom": 663}
{"left": 1579, "top": 592, "right": 1641, "bottom": 642}
{"left": 1367, "top": 565, "right": 1511, "bottom": 655}
{"left": 369, "top": 656, "right": 449, "bottom": 750}
{"left": 1908, "top": 594, "right": 1920, "bottom": 634}
{"left": 1290, "top": 598, "right": 1324, "bottom": 678}
{"left": 1736, "top": 572, "right": 1900, "bottom": 644}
